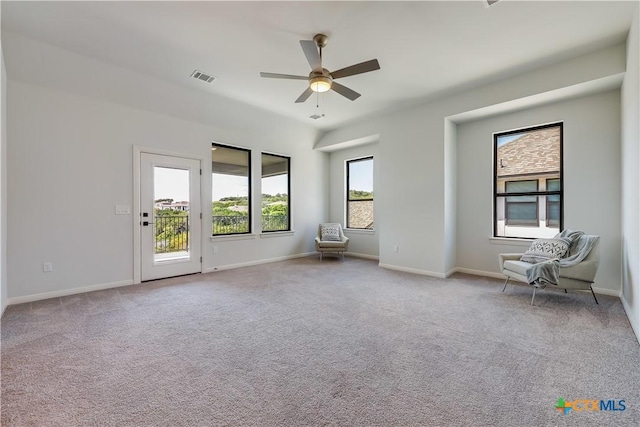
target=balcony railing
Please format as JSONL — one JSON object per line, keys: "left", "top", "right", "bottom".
{"left": 262, "top": 215, "right": 288, "bottom": 232}
{"left": 213, "top": 215, "right": 249, "bottom": 235}
{"left": 212, "top": 215, "right": 289, "bottom": 235}
{"left": 155, "top": 215, "right": 189, "bottom": 254}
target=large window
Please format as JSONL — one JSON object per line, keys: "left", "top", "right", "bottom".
{"left": 261, "top": 153, "right": 290, "bottom": 232}
{"left": 347, "top": 157, "right": 374, "bottom": 229}
{"left": 494, "top": 123, "right": 562, "bottom": 239}
{"left": 212, "top": 143, "right": 251, "bottom": 235}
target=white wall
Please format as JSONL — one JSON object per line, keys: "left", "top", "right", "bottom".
{"left": 328, "top": 143, "right": 379, "bottom": 258}
{"left": 621, "top": 5, "right": 640, "bottom": 341}
{"left": 318, "top": 43, "right": 626, "bottom": 278}
{"left": 5, "top": 36, "right": 328, "bottom": 301}
{"left": 456, "top": 90, "right": 621, "bottom": 293}
{"left": 1, "top": 38, "right": 8, "bottom": 315}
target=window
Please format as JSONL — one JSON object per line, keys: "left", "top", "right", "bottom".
{"left": 346, "top": 157, "right": 374, "bottom": 229}
{"left": 261, "top": 153, "right": 290, "bottom": 232}
{"left": 494, "top": 123, "right": 562, "bottom": 239}
{"left": 505, "top": 180, "right": 538, "bottom": 226}
{"left": 212, "top": 143, "right": 251, "bottom": 235}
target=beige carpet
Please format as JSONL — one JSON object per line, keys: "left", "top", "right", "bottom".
{"left": 1, "top": 256, "right": 639, "bottom": 426}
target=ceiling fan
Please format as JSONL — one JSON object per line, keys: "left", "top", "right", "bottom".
{"left": 260, "top": 34, "right": 380, "bottom": 103}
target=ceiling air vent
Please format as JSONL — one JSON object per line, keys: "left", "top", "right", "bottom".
{"left": 309, "top": 114, "right": 325, "bottom": 120}
{"left": 190, "top": 70, "right": 216, "bottom": 83}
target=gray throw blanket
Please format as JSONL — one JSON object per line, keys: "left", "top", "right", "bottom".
{"left": 526, "top": 230, "right": 599, "bottom": 288}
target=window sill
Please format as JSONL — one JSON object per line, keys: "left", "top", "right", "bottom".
{"left": 489, "top": 237, "right": 533, "bottom": 247}
{"left": 210, "top": 234, "right": 257, "bottom": 242}
{"left": 260, "top": 230, "right": 295, "bottom": 238}
{"left": 344, "top": 228, "right": 375, "bottom": 235}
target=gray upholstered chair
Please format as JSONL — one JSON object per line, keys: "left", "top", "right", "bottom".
{"left": 499, "top": 237, "right": 600, "bottom": 305}
{"left": 315, "top": 223, "right": 349, "bottom": 260}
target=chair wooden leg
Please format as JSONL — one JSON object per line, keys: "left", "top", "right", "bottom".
{"left": 502, "top": 277, "right": 510, "bottom": 292}
{"left": 590, "top": 286, "right": 599, "bottom": 304}
{"left": 531, "top": 287, "right": 536, "bottom": 306}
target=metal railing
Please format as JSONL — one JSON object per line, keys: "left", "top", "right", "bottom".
{"left": 155, "top": 216, "right": 189, "bottom": 253}
{"left": 213, "top": 215, "right": 249, "bottom": 235}
{"left": 262, "top": 215, "right": 288, "bottom": 232}
{"left": 212, "top": 215, "right": 289, "bottom": 235}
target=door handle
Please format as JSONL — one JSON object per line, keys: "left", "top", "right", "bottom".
{"left": 142, "top": 221, "right": 155, "bottom": 226}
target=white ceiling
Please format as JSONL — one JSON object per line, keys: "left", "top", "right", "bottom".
{"left": 1, "top": 1, "right": 637, "bottom": 131}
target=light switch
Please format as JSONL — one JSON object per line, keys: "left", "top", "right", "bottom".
{"left": 115, "top": 205, "right": 131, "bottom": 215}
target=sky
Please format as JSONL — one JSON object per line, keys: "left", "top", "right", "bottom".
{"left": 211, "top": 174, "right": 288, "bottom": 200}
{"left": 154, "top": 161, "right": 371, "bottom": 202}
{"left": 155, "top": 167, "right": 189, "bottom": 201}
{"left": 153, "top": 166, "right": 288, "bottom": 202}
{"left": 497, "top": 133, "right": 524, "bottom": 147}
{"left": 349, "top": 159, "right": 374, "bottom": 192}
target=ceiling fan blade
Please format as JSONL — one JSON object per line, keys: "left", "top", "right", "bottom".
{"left": 260, "top": 72, "right": 308, "bottom": 80}
{"left": 331, "top": 59, "right": 380, "bottom": 80}
{"left": 295, "top": 87, "right": 314, "bottom": 103}
{"left": 331, "top": 82, "right": 361, "bottom": 101}
{"left": 300, "top": 40, "right": 322, "bottom": 72}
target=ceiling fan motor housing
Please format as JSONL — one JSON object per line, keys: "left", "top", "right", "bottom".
{"left": 313, "top": 34, "right": 328, "bottom": 48}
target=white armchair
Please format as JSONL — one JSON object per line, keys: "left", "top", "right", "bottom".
{"left": 499, "top": 237, "right": 600, "bottom": 305}
{"left": 315, "top": 223, "right": 349, "bottom": 260}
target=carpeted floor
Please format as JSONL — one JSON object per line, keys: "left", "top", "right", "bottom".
{"left": 1, "top": 256, "right": 639, "bottom": 426}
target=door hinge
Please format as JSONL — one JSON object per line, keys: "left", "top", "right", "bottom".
{"left": 200, "top": 256, "right": 202, "bottom": 263}
{"left": 200, "top": 169, "right": 202, "bottom": 175}
{"left": 200, "top": 213, "right": 202, "bottom": 219}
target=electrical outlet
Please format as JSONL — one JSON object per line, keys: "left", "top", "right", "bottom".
{"left": 393, "top": 244, "right": 399, "bottom": 253}
{"left": 43, "top": 262, "right": 53, "bottom": 272}
{"left": 212, "top": 246, "right": 218, "bottom": 254}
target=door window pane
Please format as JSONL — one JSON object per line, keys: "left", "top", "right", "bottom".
{"left": 154, "top": 167, "right": 190, "bottom": 260}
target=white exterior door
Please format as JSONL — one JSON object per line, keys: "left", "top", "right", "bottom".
{"left": 140, "top": 153, "right": 201, "bottom": 281}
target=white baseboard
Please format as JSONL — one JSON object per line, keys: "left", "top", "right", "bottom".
{"left": 346, "top": 252, "right": 379, "bottom": 261}
{"left": 7, "top": 279, "right": 134, "bottom": 306}
{"left": 203, "top": 252, "right": 316, "bottom": 273}
{"left": 591, "top": 286, "right": 621, "bottom": 297}
{"left": 378, "top": 263, "right": 446, "bottom": 279}
{"left": 451, "top": 267, "right": 505, "bottom": 280}
{"left": 620, "top": 295, "right": 640, "bottom": 344}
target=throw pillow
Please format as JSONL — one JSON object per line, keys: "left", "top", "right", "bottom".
{"left": 520, "top": 237, "right": 572, "bottom": 264}
{"left": 320, "top": 224, "right": 341, "bottom": 241}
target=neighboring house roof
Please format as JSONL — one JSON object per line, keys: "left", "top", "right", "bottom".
{"left": 497, "top": 127, "right": 560, "bottom": 178}
{"left": 348, "top": 200, "right": 374, "bottom": 229}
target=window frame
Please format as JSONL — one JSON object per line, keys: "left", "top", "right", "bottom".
{"left": 261, "top": 152, "right": 291, "bottom": 233}
{"left": 211, "top": 142, "right": 252, "bottom": 236}
{"left": 346, "top": 156, "right": 374, "bottom": 230}
{"left": 493, "top": 122, "right": 563, "bottom": 239}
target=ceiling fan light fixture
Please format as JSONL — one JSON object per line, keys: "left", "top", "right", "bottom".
{"left": 310, "top": 76, "right": 332, "bottom": 92}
